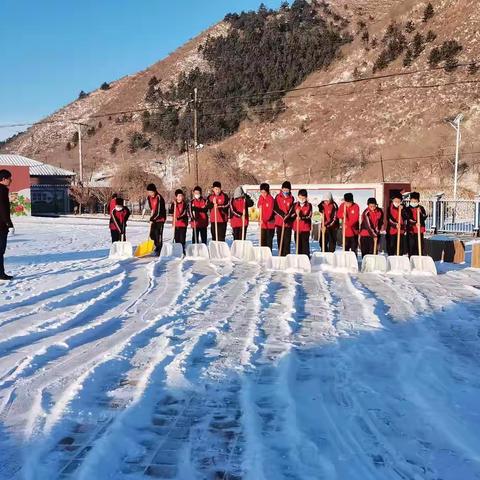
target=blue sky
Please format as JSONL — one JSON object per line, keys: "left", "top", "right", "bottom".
{"left": 0, "top": 0, "right": 282, "bottom": 141}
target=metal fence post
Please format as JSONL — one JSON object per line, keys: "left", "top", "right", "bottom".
{"left": 474, "top": 194, "right": 480, "bottom": 237}
{"left": 431, "top": 193, "right": 443, "bottom": 234}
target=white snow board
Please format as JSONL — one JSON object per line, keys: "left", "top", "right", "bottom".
{"left": 311, "top": 252, "right": 336, "bottom": 272}
{"left": 209, "top": 241, "right": 231, "bottom": 261}
{"left": 410, "top": 255, "right": 437, "bottom": 275}
{"left": 253, "top": 246, "right": 273, "bottom": 267}
{"left": 333, "top": 251, "right": 359, "bottom": 273}
{"left": 160, "top": 242, "right": 184, "bottom": 259}
{"left": 286, "top": 254, "right": 312, "bottom": 273}
{"left": 231, "top": 240, "right": 255, "bottom": 262}
{"left": 386, "top": 256, "right": 411, "bottom": 274}
{"left": 361, "top": 254, "right": 387, "bottom": 273}
{"left": 271, "top": 256, "right": 287, "bottom": 271}
{"left": 185, "top": 243, "right": 210, "bottom": 261}
{"left": 109, "top": 241, "right": 133, "bottom": 260}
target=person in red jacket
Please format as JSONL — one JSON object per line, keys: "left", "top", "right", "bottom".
{"left": 207, "top": 181, "right": 229, "bottom": 242}
{"left": 337, "top": 192, "right": 360, "bottom": 252}
{"left": 189, "top": 186, "right": 209, "bottom": 245}
{"left": 230, "top": 186, "right": 254, "bottom": 240}
{"left": 359, "top": 197, "right": 384, "bottom": 257}
{"left": 292, "top": 189, "right": 313, "bottom": 257}
{"left": 318, "top": 192, "right": 338, "bottom": 252}
{"left": 169, "top": 189, "right": 188, "bottom": 253}
{"left": 108, "top": 193, "right": 118, "bottom": 215}
{"left": 406, "top": 192, "right": 427, "bottom": 256}
{"left": 257, "top": 183, "right": 275, "bottom": 250}
{"left": 146, "top": 183, "right": 166, "bottom": 256}
{"left": 109, "top": 197, "right": 131, "bottom": 243}
{"left": 386, "top": 193, "right": 407, "bottom": 256}
{"left": 274, "top": 181, "right": 295, "bottom": 256}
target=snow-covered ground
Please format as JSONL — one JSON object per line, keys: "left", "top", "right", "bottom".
{"left": 1, "top": 217, "right": 480, "bottom": 480}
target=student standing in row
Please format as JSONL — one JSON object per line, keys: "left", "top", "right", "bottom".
{"left": 318, "top": 192, "right": 338, "bottom": 252}
{"left": 292, "top": 189, "right": 313, "bottom": 257}
{"left": 386, "top": 193, "right": 407, "bottom": 256}
{"left": 359, "top": 197, "right": 384, "bottom": 257}
{"left": 207, "top": 181, "right": 229, "bottom": 242}
{"left": 0, "top": 169, "right": 14, "bottom": 281}
{"left": 337, "top": 193, "right": 360, "bottom": 252}
{"left": 274, "top": 181, "right": 295, "bottom": 256}
{"left": 169, "top": 189, "right": 188, "bottom": 254}
{"left": 230, "top": 186, "right": 254, "bottom": 240}
{"left": 109, "top": 197, "right": 130, "bottom": 243}
{"left": 146, "top": 183, "right": 166, "bottom": 256}
{"left": 257, "top": 183, "right": 275, "bottom": 250}
{"left": 407, "top": 192, "right": 427, "bottom": 256}
{"left": 189, "top": 186, "right": 208, "bottom": 245}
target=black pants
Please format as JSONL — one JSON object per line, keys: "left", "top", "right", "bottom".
{"left": 260, "top": 228, "right": 275, "bottom": 251}
{"left": 110, "top": 230, "right": 125, "bottom": 243}
{"left": 408, "top": 233, "right": 425, "bottom": 257}
{"left": 211, "top": 222, "right": 227, "bottom": 242}
{"left": 174, "top": 227, "right": 187, "bottom": 253}
{"left": 386, "top": 233, "right": 407, "bottom": 256}
{"left": 295, "top": 231, "right": 311, "bottom": 257}
{"left": 192, "top": 227, "right": 208, "bottom": 245}
{"left": 276, "top": 226, "right": 292, "bottom": 257}
{"left": 150, "top": 222, "right": 164, "bottom": 255}
{"left": 232, "top": 226, "right": 248, "bottom": 241}
{"left": 344, "top": 236, "right": 358, "bottom": 253}
{"left": 0, "top": 229, "right": 8, "bottom": 276}
{"left": 360, "top": 236, "right": 377, "bottom": 257}
{"left": 320, "top": 227, "right": 337, "bottom": 253}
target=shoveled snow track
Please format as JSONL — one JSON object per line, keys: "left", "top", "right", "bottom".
{"left": 1, "top": 218, "right": 480, "bottom": 480}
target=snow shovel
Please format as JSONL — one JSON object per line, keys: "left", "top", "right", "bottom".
{"left": 312, "top": 214, "right": 335, "bottom": 270}
{"left": 334, "top": 204, "right": 358, "bottom": 273}
{"left": 160, "top": 203, "right": 183, "bottom": 258}
{"left": 361, "top": 236, "right": 387, "bottom": 273}
{"left": 285, "top": 215, "right": 311, "bottom": 273}
{"left": 231, "top": 207, "right": 254, "bottom": 261}
{"left": 185, "top": 218, "right": 210, "bottom": 261}
{"left": 134, "top": 235, "right": 155, "bottom": 258}
{"left": 209, "top": 203, "right": 231, "bottom": 261}
{"left": 252, "top": 206, "right": 272, "bottom": 266}
{"left": 410, "top": 214, "right": 437, "bottom": 275}
{"left": 109, "top": 233, "right": 133, "bottom": 260}
{"left": 386, "top": 205, "right": 411, "bottom": 274}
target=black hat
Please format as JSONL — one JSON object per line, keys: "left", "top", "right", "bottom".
{"left": 282, "top": 181, "right": 292, "bottom": 190}
{"left": 367, "top": 197, "right": 377, "bottom": 205}
{"left": 111, "top": 193, "right": 118, "bottom": 199}
{"left": 115, "top": 197, "right": 124, "bottom": 206}
{"left": 146, "top": 183, "right": 157, "bottom": 192}
{"left": 298, "top": 189, "right": 308, "bottom": 197}
{"left": 410, "top": 192, "right": 420, "bottom": 200}
{"left": 212, "top": 181, "right": 222, "bottom": 188}
{"left": 391, "top": 192, "right": 403, "bottom": 200}
{"left": 175, "top": 189, "right": 184, "bottom": 196}
{"left": 193, "top": 185, "right": 202, "bottom": 193}
{"left": 0, "top": 169, "right": 12, "bottom": 181}
{"left": 344, "top": 192, "right": 354, "bottom": 202}
{"left": 260, "top": 182, "right": 270, "bottom": 192}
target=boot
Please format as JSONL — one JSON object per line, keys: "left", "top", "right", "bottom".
{"left": 0, "top": 273, "right": 13, "bottom": 281}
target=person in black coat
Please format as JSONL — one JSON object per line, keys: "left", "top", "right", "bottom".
{"left": 0, "top": 169, "right": 14, "bottom": 280}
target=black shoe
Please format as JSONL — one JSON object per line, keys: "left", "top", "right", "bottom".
{"left": 0, "top": 274, "right": 13, "bottom": 281}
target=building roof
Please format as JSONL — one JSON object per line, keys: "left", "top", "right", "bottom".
{"left": 0, "top": 154, "right": 76, "bottom": 177}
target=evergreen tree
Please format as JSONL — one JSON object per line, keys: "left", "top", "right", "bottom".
{"left": 100, "top": 82, "right": 110, "bottom": 90}
{"left": 78, "top": 90, "right": 88, "bottom": 100}
{"left": 423, "top": 3, "right": 434, "bottom": 22}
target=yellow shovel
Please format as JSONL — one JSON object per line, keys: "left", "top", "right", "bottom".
{"left": 134, "top": 232, "right": 155, "bottom": 258}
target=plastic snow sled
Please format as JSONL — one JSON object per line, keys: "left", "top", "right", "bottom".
{"left": 285, "top": 254, "right": 312, "bottom": 273}
{"left": 410, "top": 255, "right": 437, "bottom": 275}
{"left": 160, "top": 242, "right": 184, "bottom": 259}
{"left": 271, "top": 256, "right": 287, "bottom": 271}
{"left": 333, "top": 251, "right": 359, "bottom": 273}
{"left": 109, "top": 241, "right": 133, "bottom": 260}
{"left": 185, "top": 243, "right": 210, "bottom": 261}
{"left": 134, "top": 239, "right": 155, "bottom": 258}
{"left": 231, "top": 240, "right": 255, "bottom": 262}
{"left": 311, "top": 252, "right": 336, "bottom": 271}
{"left": 361, "top": 254, "right": 387, "bottom": 273}
{"left": 209, "top": 241, "right": 231, "bottom": 261}
{"left": 253, "top": 246, "right": 273, "bottom": 267}
{"left": 386, "top": 256, "right": 411, "bottom": 274}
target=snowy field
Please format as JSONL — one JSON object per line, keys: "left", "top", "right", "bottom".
{"left": 1, "top": 216, "right": 480, "bottom": 480}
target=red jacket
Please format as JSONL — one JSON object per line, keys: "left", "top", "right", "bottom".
{"left": 407, "top": 205, "right": 427, "bottom": 234}
{"left": 318, "top": 201, "right": 338, "bottom": 229}
{"left": 109, "top": 207, "right": 131, "bottom": 232}
{"left": 388, "top": 204, "right": 407, "bottom": 235}
{"left": 169, "top": 201, "right": 188, "bottom": 228}
{"left": 207, "top": 192, "right": 230, "bottom": 223}
{"left": 148, "top": 193, "right": 166, "bottom": 223}
{"left": 108, "top": 198, "right": 117, "bottom": 215}
{"left": 337, "top": 202, "right": 360, "bottom": 237}
{"left": 274, "top": 193, "right": 295, "bottom": 227}
{"left": 360, "top": 207, "right": 384, "bottom": 237}
{"left": 292, "top": 202, "right": 313, "bottom": 233}
{"left": 230, "top": 196, "right": 254, "bottom": 229}
{"left": 189, "top": 197, "right": 209, "bottom": 229}
{"left": 257, "top": 194, "right": 275, "bottom": 230}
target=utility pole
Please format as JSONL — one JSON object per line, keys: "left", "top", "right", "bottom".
{"left": 380, "top": 155, "right": 385, "bottom": 183}
{"left": 73, "top": 122, "right": 88, "bottom": 184}
{"left": 185, "top": 140, "right": 191, "bottom": 174}
{"left": 448, "top": 114, "right": 463, "bottom": 201}
{"left": 193, "top": 88, "right": 199, "bottom": 185}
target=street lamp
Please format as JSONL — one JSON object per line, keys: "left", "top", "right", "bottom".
{"left": 447, "top": 113, "right": 463, "bottom": 201}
